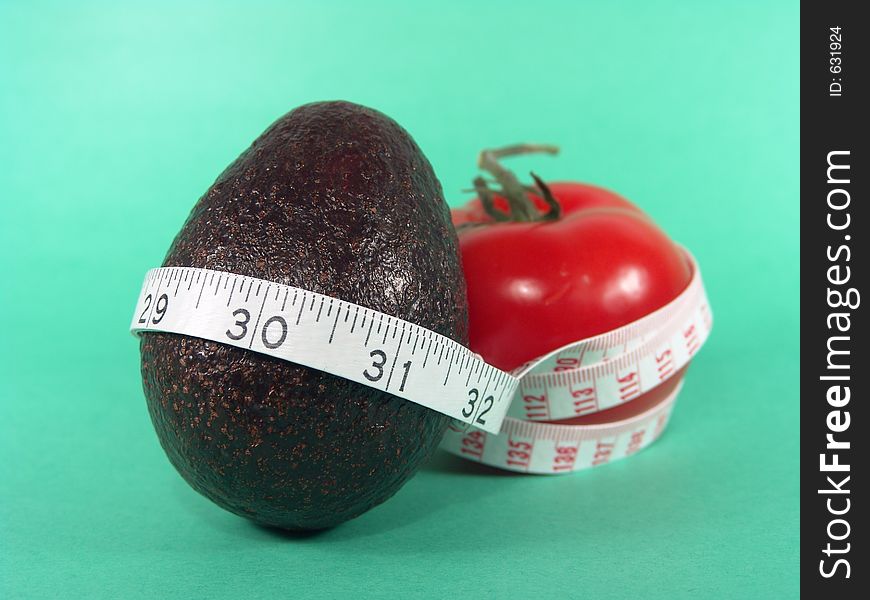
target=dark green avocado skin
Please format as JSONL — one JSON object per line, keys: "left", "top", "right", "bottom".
{"left": 139, "top": 101, "right": 467, "bottom": 530}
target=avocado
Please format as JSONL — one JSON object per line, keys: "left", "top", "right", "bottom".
{"left": 139, "top": 101, "right": 467, "bottom": 530}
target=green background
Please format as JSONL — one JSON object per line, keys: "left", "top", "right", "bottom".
{"left": 0, "top": 1, "right": 799, "bottom": 598}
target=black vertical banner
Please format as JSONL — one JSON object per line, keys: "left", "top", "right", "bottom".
{"left": 802, "top": 1, "right": 866, "bottom": 596}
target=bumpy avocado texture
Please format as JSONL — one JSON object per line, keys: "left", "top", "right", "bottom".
{"left": 139, "top": 101, "right": 467, "bottom": 530}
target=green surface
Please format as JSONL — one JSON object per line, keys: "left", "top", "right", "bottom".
{"left": 0, "top": 1, "right": 799, "bottom": 598}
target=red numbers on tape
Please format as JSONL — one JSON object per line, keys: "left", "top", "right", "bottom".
{"left": 655, "top": 348, "right": 675, "bottom": 381}
{"left": 591, "top": 441, "right": 615, "bottom": 466}
{"left": 460, "top": 430, "right": 487, "bottom": 460}
{"left": 440, "top": 378, "right": 683, "bottom": 474}
{"left": 617, "top": 370, "right": 641, "bottom": 402}
{"left": 625, "top": 430, "right": 646, "bottom": 456}
{"left": 506, "top": 438, "right": 534, "bottom": 470}
{"left": 438, "top": 250, "right": 710, "bottom": 474}
{"left": 571, "top": 386, "right": 597, "bottom": 415}
{"left": 552, "top": 445, "right": 579, "bottom": 472}
{"left": 553, "top": 357, "right": 580, "bottom": 372}
{"left": 523, "top": 394, "right": 549, "bottom": 419}
{"left": 683, "top": 324, "right": 700, "bottom": 356}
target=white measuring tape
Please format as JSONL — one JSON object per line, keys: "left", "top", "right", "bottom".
{"left": 506, "top": 255, "right": 710, "bottom": 421}
{"left": 440, "top": 250, "right": 712, "bottom": 474}
{"left": 130, "top": 251, "right": 710, "bottom": 469}
{"left": 130, "top": 268, "right": 519, "bottom": 433}
{"left": 442, "top": 377, "right": 684, "bottom": 474}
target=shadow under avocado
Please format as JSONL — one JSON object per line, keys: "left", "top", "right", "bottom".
{"left": 170, "top": 442, "right": 704, "bottom": 556}
{"left": 253, "top": 523, "right": 331, "bottom": 541}
{"left": 248, "top": 450, "right": 513, "bottom": 541}
{"left": 166, "top": 448, "right": 501, "bottom": 541}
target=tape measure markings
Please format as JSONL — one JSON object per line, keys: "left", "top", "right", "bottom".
{"left": 522, "top": 299, "right": 707, "bottom": 386}
{"left": 440, "top": 249, "right": 710, "bottom": 474}
{"left": 510, "top": 324, "right": 705, "bottom": 420}
{"left": 131, "top": 250, "right": 710, "bottom": 475}
{"left": 506, "top": 257, "right": 711, "bottom": 422}
{"left": 514, "top": 270, "right": 705, "bottom": 375}
{"left": 542, "top": 281, "right": 698, "bottom": 376}
{"left": 131, "top": 266, "right": 519, "bottom": 434}
{"left": 441, "top": 381, "right": 682, "bottom": 475}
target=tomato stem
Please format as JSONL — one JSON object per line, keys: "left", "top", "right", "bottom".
{"left": 476, "top": 144, "right": 561, "bottom": 222}
{"left": 530, "top": 172, "right": 561, "bottom": 218}
{"left": 472, "top": 176, "right": 510, "bottom": 222}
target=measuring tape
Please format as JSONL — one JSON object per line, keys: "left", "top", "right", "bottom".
{"left": 507, "top": 256, "right": 710, "bottom": 421}
{"left": 130, "top": 251, "right": 710, "bottom": 470}
{"left": 442, "top": 376, "right": 684, "bottom": 474}
{"left": 440, "top": 251, "right": 712, "bottom": 474}
{"left": 130, "top": 267, "right": 519, "bottom": 434}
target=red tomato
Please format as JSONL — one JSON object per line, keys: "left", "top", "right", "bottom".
{"left": 454, "top": 183, "right": 691, "bottom": 372}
